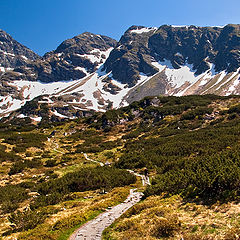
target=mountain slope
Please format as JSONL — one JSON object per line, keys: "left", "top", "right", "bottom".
{"left": 1, "top": 32, "right": 117, "bottom": 83}
{"left": 104, "top": 24, "right": 240, "bottom": 85}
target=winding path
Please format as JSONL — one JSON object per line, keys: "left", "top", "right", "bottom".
{"left": 83, "top": 153, "right": 104, "bottom": 166}
{"left": 69, "top": 154, "right": 150, "bottom": 240}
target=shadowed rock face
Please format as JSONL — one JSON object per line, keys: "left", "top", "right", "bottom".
{"left": 36, "top": 32, "right": 117, "bottom": 83}
{"left": 0, "top": 29, "right": 40, "bottom": 69}
{"left": 0, "top": 32, "right": 117, "bottom": 83}
{"left": 104, "top": 24, "right": 240, "bottom": 86}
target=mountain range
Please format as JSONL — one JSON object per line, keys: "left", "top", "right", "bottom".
{"left": 1, "top": 24, "right": 240, "bottom": 121}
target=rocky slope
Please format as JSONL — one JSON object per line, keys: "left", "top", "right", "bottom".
{"left": 104, "top": 24, "right": 240, "bottom": 101}
{"left": 1, "top": 24, "right": 240, "bottom": 121}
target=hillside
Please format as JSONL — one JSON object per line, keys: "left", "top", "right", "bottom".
{"left": 1, "top": 95, "right": 240, "bottom": 239}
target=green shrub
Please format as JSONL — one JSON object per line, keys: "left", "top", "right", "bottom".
{"left": 31, "top": 167, "right": 136, "bottom": 209}
{"left": 180, "top": 107, "right": 213, "bottom": 120}
{"left": 44, "top": 159, "right": 57, "bottom": 167}
{"left": 9, "top": 159, "right": 42, "bottom": 175}
{"left": 145, "top": 149, "right": 240, "bottom": 201}
{"left": 228, "top": 104, "right": 240, "bottom": 114}
{"left": 0, "top": 185, "right": 28, "bottom": 213}
{"left": 8, "top": 209, "right": 48, "bottom": 232}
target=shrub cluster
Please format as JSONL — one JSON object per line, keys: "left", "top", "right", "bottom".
{"left": 9, "top": 159, "right": 42, "bottom": 175}
{"left": 0, "top": 185, "right": 28, "bottom": 213}
{"left": 3, "top": 132, "right": 47, "bottom": 152}
{"left": 31, "top": 167, "right": 136, "bottom": 209}
{"left": 117, "top": 118, "right": 240, "bottom": 201}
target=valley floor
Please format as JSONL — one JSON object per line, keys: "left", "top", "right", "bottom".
{"left": 1, "top": 95, "right": 240, "bottom": 240}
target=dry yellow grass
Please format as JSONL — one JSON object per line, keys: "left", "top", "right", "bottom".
{"left": 103, "top": 195, "right": 240, "bottom": 240}
{"left": 12, "top": 187, "right": 132, "bottom": 240}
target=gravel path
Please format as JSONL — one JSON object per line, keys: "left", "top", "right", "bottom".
{"left": 69, "top": 154, "right": 149, "bottom": 240}
{"left": 83, "top": 153, "right": 104, "bottom": 166}
{"left": 70, "top": 189, "right": 143, "bottom": 240}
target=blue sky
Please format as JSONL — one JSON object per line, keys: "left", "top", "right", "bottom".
{"left": 1, "top": 0, "right": 240, "bottom": 55}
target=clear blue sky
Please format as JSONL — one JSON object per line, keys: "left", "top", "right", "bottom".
{"left": 1, "top": 0, "right": 240, "bottom": 56}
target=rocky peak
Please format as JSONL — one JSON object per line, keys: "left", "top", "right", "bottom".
{"left": 104, "top": 24, "right": 240, "bottom": 86}
{"left": 53, "top": 32, "right": 117, "bottom": 55}
{"left": 148, "top": 25, "right": 222, "bottom": 73}
{"left": 0, "top": 29, "right": 40, "bottom": 70}
{"left": 4, "top": 32, "right": 117, "bottom": 83}
{"left": 103, "top": 25, "right": 157, "bottom": 86}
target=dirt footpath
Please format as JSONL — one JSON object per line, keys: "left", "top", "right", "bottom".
{"left": 70, "top": 189, "right": 143, "bottom": 240}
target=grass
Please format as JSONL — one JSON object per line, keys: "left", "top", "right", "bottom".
{"left": 57, "top": 210, "right": 102, "bottom": 240}
{"left": 103, "top": 195, "right": 240, "bottom": 240}
{"left": 14, "top": 187, "right": 132, "bottom": 240}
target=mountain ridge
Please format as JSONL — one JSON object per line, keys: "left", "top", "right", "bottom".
{"left": 1, "top": 24, "right": 240, "bottom": 120}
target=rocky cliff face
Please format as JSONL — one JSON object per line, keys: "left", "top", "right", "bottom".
{"left": 0, "top": 30, "right": 39, "bottom": 72}
{"left": 104, "top": 24, "right": 240, "bottom": 86}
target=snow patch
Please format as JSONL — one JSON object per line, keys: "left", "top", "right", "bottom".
{"left": 171, "top": 25, "right": 189, "bottom": 28}
{"left": 52, "top": 110, "right": 68, "bottom": 118}
{"left": 227, "top": 77, "right": 240, "bottom": 94}
{"left": 151, "top": 61, "right": 166, "bottom": 72}
{"left": 175, "top": 52, "right": 183, "bottom": 57}
{"left": 199, "top": 78, "right": 209, "bottom": 86}
{"left": 18, "top": 114, "right": 27, "bottom": 118}
{"left": 21, "top": 55, "right": 28, "bottom": 60}
{"left": 80, "top": 47, "right": 113, "bottom": 65}
{"left": 0, "top": 49, "right": 15, "bottom": 57}
{"left": 74, "top": 66, "right": 88, "bottom": 74}
{"left": 30, "top": 116, "right": 42, "bottom": 122}
{"left": 9, "top": 80, "right": 76, "bottom": 99}
{"left": 212, "top": 25, "right": 226, "bottom": 28}
{"left": 130, "top": 27, "right": 157, "bottom": 34}
{"left": 216, "top": 71, "right": 239, "bottom": 90}
{"left": 152, "top": 60, "right": 197, "bottom": 88}
{"left": 0, "top": 96, "right": 23, "bottom": 114}
{"left": 116, "top": 45, "right": 123, "bottom": 50}
{"left": 52, "top": 110, "right": 75, "bottom": 119}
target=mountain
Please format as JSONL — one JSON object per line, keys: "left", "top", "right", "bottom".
{"left": 6, "top": 32, "right": 117, "bottom": 83}
{"left": 0, "top": 29, "right": 40, "bottom": 72}
{"left": 0, "top": 32, "right": 117, "bottom": 117}
{"left": 1, "top": 24, "right": 240, "bottom": 121}
{"left": 104, "top": 24, "right": 240, "bottom": 101}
